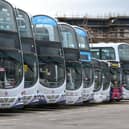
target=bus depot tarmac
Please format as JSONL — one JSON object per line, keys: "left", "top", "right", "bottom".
{"left": 0, "top": 101, "right": 129, "bottom": 129}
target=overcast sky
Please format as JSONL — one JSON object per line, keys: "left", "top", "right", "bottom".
{"left": 7, "top": 0, "right": 129, "bottom": 17}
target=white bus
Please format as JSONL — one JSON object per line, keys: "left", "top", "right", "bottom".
{"left": 90, "top": 42, "right": 128, "bottom": 100}
{"left": 74, "top": 26, "right": 94, "bottom": 102}
{"left": 58, "top": 23, "right": 83, "bottom": 104}
{"left": 0, "top": 0, "right": 24, "bottom": 108}
{"left": 32, "top": 15, "right": 66, "bottom": 104}
{"left": 15, "top": 9, "right": 39, "bottom": 106}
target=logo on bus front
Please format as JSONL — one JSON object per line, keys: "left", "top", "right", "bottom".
{"left": 5, "top": 91, "right": 8, "bottom": 96}
{"left": 52, "top": 90, "right": 55, "bottom": 94}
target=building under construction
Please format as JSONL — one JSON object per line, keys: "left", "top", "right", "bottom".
{"left": 57, "top": 16, "right": 129, "bottom": 43}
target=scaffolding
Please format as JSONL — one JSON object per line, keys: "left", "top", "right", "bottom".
{"left": 57, "top": 16, "right": 129, "bottom": 43}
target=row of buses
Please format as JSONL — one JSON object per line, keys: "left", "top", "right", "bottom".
{"left": 0, "top": 0, "right": 129, "bottom": 109}
{"left": 90, "top": 43, "right": 129, "bottom": 100}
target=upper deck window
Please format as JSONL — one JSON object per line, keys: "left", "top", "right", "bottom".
{"left": 75, "top": 28, "right": 89, "bottom": 50}
{"left": 91, "top": 47, "right": 115, "bottom": 60}
{"left": 118, "top": 44, "right": 129, "bottom": 61}
{"left": 91, "top": 48, "right": 100, "bottom": 59}
{"left": 16, "top": 9, "right": 32, "bottom": 38}
{"left": 59, "top": 24, "right": 78, "bottom": 49}
{"left": 101, "top": 47, "right": 115, "bottom": 60}
{"left": 0, "top": 1, "right": 16, "bottom": 32}
{"left": 32, "top": 16, "right": 60, "bottom": 42}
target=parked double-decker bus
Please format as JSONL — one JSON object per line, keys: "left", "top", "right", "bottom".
{"left": 58, "top": 23, "right": 83, "bottom": 104}
{"left": 0, "top": 0, "right": 24, "bottom": 108}
{"left": 15, "top": 9, "right": 39, "bottom": 105}
{"left": 90, "top": 43, "right": 123, "bottom": 100}
{"left": 74, "top": 26, "right": 94, "bottom": 102}
{"left": 32, "top": 15, "right": 66, "bottom": 104}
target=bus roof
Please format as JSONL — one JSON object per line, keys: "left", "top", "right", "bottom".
{"left": 90, "top": 42, "right": 129, "bottom": 48}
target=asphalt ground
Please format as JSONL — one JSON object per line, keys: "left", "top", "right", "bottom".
{"left": 0, "top": 101, "right": 129, "bottom": 129}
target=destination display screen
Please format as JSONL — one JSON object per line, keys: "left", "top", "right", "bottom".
{"left": 80, "top": 51, "right": 91, "bottom": 62}
{"left": 32, "top": 15, "right": 57, "bottom": 26}
{"left": 0, "top": 34, "right": 19, "bottom": 49}
{"left": 38, "top": 47, "right": 61, "bottom": 56}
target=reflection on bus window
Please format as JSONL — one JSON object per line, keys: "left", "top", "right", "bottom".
{"left": 39, "top": 61, "right": 65, "bottom": 88}
{"left": 91, "top": 47, "right": 115, "bottom": 60}
{"left": 82, "top": 63, "right": 93, "bottom": 88}
{"left": 24, "top": 54, "right": 38, "bottom": 88}
{"left": 0, "top": 50, "right": 23, "bottom": 89}
{"left": 101, "top": 48, "right": 115, "bottom": 60}
{"left": 91, "top": 48, "right": 100, "bottom": 59}
{"left": 118, "top": 44, "right": 129, "bottom": 61}
{"left": 66, "top": 63, "right": 82, "bottom": 90}
{"left": 59, "top": 25, "right": 78, "bottom": 49}
{"left": 34, "top": 24, "right": 59, "bottom": 42}
{"left": 16, "top": 10, "right": 32, "bottom": 38}
{"left": 76, "top": 32, "right": 89, "bottom": 50}
{"left": 0, "top": 1, "right": 16, "bottom": 31}
{"left": 102, "top": 67, "right": 110, "bottom": 90}
{"left": 94, "top": 70, "right": 102, "bottom": 91}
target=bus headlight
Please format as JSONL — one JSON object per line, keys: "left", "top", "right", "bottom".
{"left": 0, "top": 98, "right": 15, "bottom": 103}
{"left": 8, "top": 98, "right": 15, "bottom": 103}
{"left": 0, "top": 98, "right": 4, "bottom": 103}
